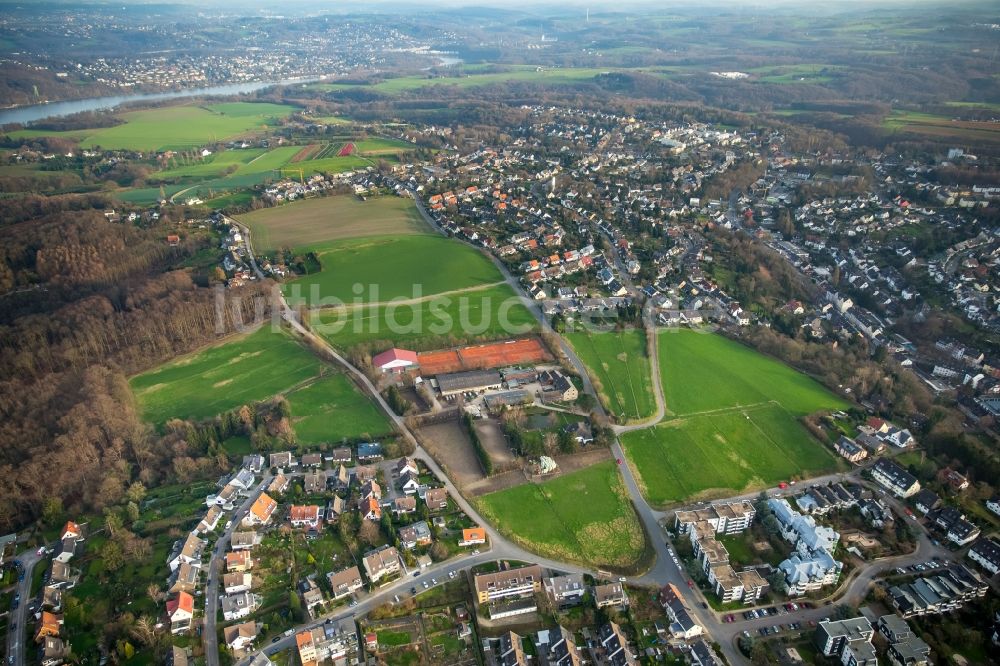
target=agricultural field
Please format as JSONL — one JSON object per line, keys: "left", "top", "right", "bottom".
{"left": 239, "top": 194, "right": 429, "bottom": 252}
{"left": 565, "top": 328, "right": 655, "bottom": 421}
{"left": 622, "top": 404, "right": 840, "bottom": 505}
{"left": 658, "top": 329, "right": 849, "bottom": 417}
{"left": 285, "top": 374, "right": 393, "bottom": 445}
{"left": 8, "top": 102, "right": 297, "bottom": 151}
{"left": 129, "top": 325, "right": 323, "bottom": 424}
{"left": 883, "top": 109, "right": 1000, "bottom": 144}
{"left": 312, "top": 66, "right": 629, "bottom": 94}
{"left": 475, "top": 461, "right": 647, "bottom": 570}
{"left": 620, "top": 329, "right": 847, "bottom": 505}
{"left": 310, "top": 283, "right": 537, "bottom": 350}
{"left": 283, "top": 234, "right": 504, "bottom": 307}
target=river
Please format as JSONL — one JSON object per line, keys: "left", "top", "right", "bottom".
{"left": 0, "top": 76, "right": 325, "bottom": 126}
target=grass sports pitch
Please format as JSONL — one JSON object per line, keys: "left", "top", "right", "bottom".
{"left": 286, "top": 374, "right": 393, "bottom": 445}
{"left": 239, "top": 195, "right": 429, "bottom": 252}
{"left": 475, "top": 461, "right": 647, "bottom": 570}
{"left": 620, "top": 329, "right": 848, "bottom": 505}
{"left": 130, "top": 325, "right": 322, "bottom": 424}
{"left": 282, "top": 234, "right": 504, "bottom": 307}
{"left": 566, "top": 328, "right": 655, "bottom": 421}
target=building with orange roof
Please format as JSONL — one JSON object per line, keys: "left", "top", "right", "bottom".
{"left": 34, "top": 611, "right": 62, "bottom": 643}
{"left": 360, "top": 496, "right": 381, "bottom": 522}
{"left": 289, "top": 505, "right": 320, "bottom": 529}
{"left": 296, "top": 629, "right": 317, "bottom": 666}
{"left": 225, "top": 550, "right": 253, "bottom": 572}
{"left": 243, "top": 492, "right": 277, "bottom": 526}
{"left": 459, "top": 527, "right": 487, "bottom": 547}
{"left": 60, "top": 521, "right": 82, "bottom": 541}
{"left": 166, "top": 592, "right": 194, "bottom": 635}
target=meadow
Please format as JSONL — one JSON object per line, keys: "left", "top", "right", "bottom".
{"left": 565, "top": 328, "right": 655, "bottom": 421}
{"left": 311, "top": 66, "right": 624, "bottom": 94}
{"left": 311, "top": 284, "right": 537, "bottom": 350}
{"left": 475, "top": 461, "right": 648, "bottom": 571}
{"left": 882, "top": 109, "right": 1000, "bottom": 145}
{"left": 622, "top": 404, "right": 840, "bottom": 505}
{"left": 617, "top": 329, "right": 848, "bottom": 505}
{"left": 239, "top": 195, "right": 429, "bottom": 252}
{"left": 286, "top": 374, "right": 393, "bottom": 445}
{"left": 282, "top": 234, "right": 504, "bottom": 308}
{"left": 129, "top": 325, "right": 322, "bottom": 424}
{"left": 9, "top": 102, "right": 297, "bottom": 151}
{"left": 658, "top": 329, "right": 849, "bottom": 417}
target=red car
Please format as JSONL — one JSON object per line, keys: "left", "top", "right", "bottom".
{"left": 616, "top": 458, "right": 622, "bottom": 465}
{"left": 687, "top": 580, "right": 694, "bottom": 589}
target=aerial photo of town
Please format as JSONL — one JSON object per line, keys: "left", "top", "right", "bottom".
{"left": 1, "top": 0, "right": 1000, "bottom": 665}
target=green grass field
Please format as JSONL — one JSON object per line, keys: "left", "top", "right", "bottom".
{"left": 622, "top": 404, "right": 840, "bottom": 505}
{"left": 566, "top": 328, "right": 655, "bottom": 421}
{"left": 9, "top": 102, "right": 297, "bottom": 151}
{"left": 310, "top": 283, "right": 537, "bottom": 350}
{"left": 286, "top": 374, "right": 393, "bottom": 445}
{"left": 311, "top": 66, "right": 623, "bottom": 94}
{"left": 130, "top": 326, "right": 322, "bottom": 424}
{"left": 658, "top": 329, "right": 849, "bottom": 417}
{"left": 476, "top": 461, "right": 647, "bottom": 570}
{"left": 282, "top": 234, "right": 504, "bottom": 307}
{"left": 240, "top": 195, "right": 428, "bottom": 252}
{"left": 618, "top": 329, "right": 848, "bottom": 505}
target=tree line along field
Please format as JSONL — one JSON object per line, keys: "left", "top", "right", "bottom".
{"left": 565, "top": 328, "right": 655, "bottom": 421}
{"left": 239, "top": 195, "right": 429, "bottom": 252}
{"left": 619, "top": 329, "right": 849, "bottom": 506}
{"left": 129, "top": 325, "right": 322, "bottom": 424}
{"left": 475, "top": 461, "right": 647, "bottom": 571}
{"left": 7, "top": 102, "right": 297, "bottom": 151}
{"left": 310, "top": 283, "right": 538, "bottom": 351}
{"left": 282, "top": 234, "right": 505, "bottom": 308}
{"left": 285, "top": 374, "right": 393, "bottom": 445}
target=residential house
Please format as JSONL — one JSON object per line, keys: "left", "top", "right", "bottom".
{"left": 229, "top": 468, "right": 255, "bottom": 491}
{"left": 395, "top": 457, "right": 419, "bottom": 477}
{"left": 166, "top": 592, "right": 194, "bottom": 635}
{"left": 968, "top": 537, "right": 1000, "bottom": 575}
{"left": 230, "top": 531, "right": 261, "bottom": 551}
{"left": 243, "top": 493, "right": 277, "bottom": 526}
{"left": 399, "top": 471, "right": 421, "bottom": 495}
{"left": 357, "top": 442, "right": 384, "bottom": 461}
{"left": 928, "top": 506, "right": 981, "bottom": 546}
{"left": 325, "top": 496, "right": 345, "bottom": 523}
{"left": 598, "top": 621, "right": 637, "bottom": 666}
{"left": 548, "top": 626, "right": 582, "bottom": 666}
{"left": 223, "top": 572, "right": 253, "bottom": 595}
{"left": 328, "top": 447, "right": 352, "bottom": 464}
{"left": 362, "top": 545, "right": 401, "bottom": 583}
{"left": 329, "top": 464, "right": 350, "bottom": 491}
{"left": 226, "top": 550, "right": 253, "bottom": 573}
{"left": 545, "top": 573, "right": 587, "bottom": 605}
{"left": 876, "top": 614, "right": 932, "bottom": 666}
{"left": 269, "top": 452, "right": 294, "bottom": 469}
{"left": 674, "top": 501, "right": 756, "bottom": 535}
{"left": 303, "top": 470, "right": 326, "bottom": 494}
{"left": 459, "top": 527, "right": 487, "bottom": 547}
{"left": 221, "top": 591, "right": 260, "bottom": 622}
{"left": 424, "top": 487, "right": 449, "bottom": 511}
{"left": 169, "top": 562, "right": 200, "bottom": 594}
{"left": 912, "top": 489, "right": 941, "bottom": 515}
{"left": 267, "top": 473, "right": 289, "bottom": 495}
{"left": 299, "top": 578, "right": 325, "bottom": 616}
{"left": 40, "top": 636, "right": 71, "bottom": 666}
{"left": 594, "top": 583, "right": 629, "bottom": 609}
{"left": 168, "top": 533, "right": 205, "bottom": 572}
{"left": 353, "top": 465, "right": 378, "bottom": 484}
{"left": 398, "top": 521, "right": 432, "bottom": 550}
{"left": 834, "top": 436, "right": 868, "bottom": 463}
{"left": 814, "top": 617, "right": 877, "bottom": 666}
{"left": 294, "top": 619, "right": 359, "bottom": 665}
{"left": 301, "top": 453, "right": 323, "bottom": 468}
{"left": 41, "top": 587, "right": 62, "bottom": 612}
{"left": 497, "top": 631, "right": 528, "bottom": 666}
{"left": 34, "top": 611, "right": 63, "bottom": 643}
{"left": 660, "top": 584, "right": 702, "bottom": 639}
{"left": 224, "top": 621, "right": 258, "bottom": 653}
{"left": 47, "top": 561, "right": 78, "bottom": 590}
{"left": 392, "top": 496, "right": 417, "bottom": 516}
{"left": 360, "top": 480, "right": 382, "bottom": 501}
{"left": 197, "top": 506, "right": 224, "bottom": 534}
{"left": 289, "top": 505, "right": 321, "bottom": 529}
{"left": 938, "top": 467, "right": 970, "bottom": 492}
{"left": 871, "top": 459, "right": 921, "bottom": 498}
{"left": 327, "top": 566, "right": 363, "bottom": 599}
{"left": 360, "top": 496, "right": 382, "bottom": 522}
{"left": 474, "top": 564, "right": 543, "bottom": 604}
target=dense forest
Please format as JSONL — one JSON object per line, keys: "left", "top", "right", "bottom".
{"left": 0, "top": 207, "right": 274, "bottom": 530}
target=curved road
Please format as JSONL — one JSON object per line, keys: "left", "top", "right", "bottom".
{"left": 5, "top": 548, "right": 43, "bottom": 666}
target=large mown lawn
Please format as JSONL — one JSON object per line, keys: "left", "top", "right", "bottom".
{"left": 283, "top": 234, "right": 504, "bottom": 307}
{"left": 10, "top": 102, "right": 297, "bottom": 151}
{"left": 622, "top": 404, "right": 841, "bottom": 505}
{"left": 286, "top": 374, "right": 393, "bottom": 445}
{"left": 566, "top": 328, "right": 655, "bottom": 421}
{"left": 658, "top": 329, "right": 849, "bottom": 417}
{"left": 475, "top": 461, "right": 647, "bottom": 571}
{"left": 619, "top": 329, "right": 848, "bottom": 506}
{"left": 239, "top": 195, "right": 428, "bottom": 252}
{"left": 310, "top": 284, "right": 537, "bottom": 350}
{"left": 130, "top": 326, "right": 322, "bottom": 424}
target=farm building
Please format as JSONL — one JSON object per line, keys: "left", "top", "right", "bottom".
{"left": 372, "top": 348, "right": 418, "bottom": 373}
{"left": 436, "top": 369, "right": 503, "bottom": 396}
{"left": 483, "top": 390, "right": 533, "bottom": 412}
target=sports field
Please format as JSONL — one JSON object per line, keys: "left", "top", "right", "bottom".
{"left": 416, "top": 337, "right": 550, "bottom": 375}
{"left": 619, "top": 329, "right": 848, "bottom": 505}
{"left": 130, "top": 326, "right": 323, "bottom": 424}
{"left": 239, "top": 195, "right": 429, "bottom": 252}
{"left": 310, "top": 284, "right": 537, "bottom": 350}
{"left": 9, "top": 102, "right": 297, "bottom": 151}
{"left": 286, "top": 374, "right": 393, "bottom": 445}
{"left": 475, "top": 461, "right": 647, "bottom": 570}
{"left": 566, "top": 328, "right": 655, "bottom": 421}
{"left": 658, "top": 329, "right": 849, "bottom": 417}
{"left": 282, "top": 234, "right": 504, "bottom": 307}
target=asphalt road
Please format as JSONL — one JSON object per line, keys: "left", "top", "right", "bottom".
{"left": 5, "top": 548, "right": 43, "bottom": 666}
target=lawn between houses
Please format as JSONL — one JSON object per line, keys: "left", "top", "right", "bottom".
{"left": 239, "top": 194, "right": 429, "bottom": 253}
{"left": 565, "top": 328, "right": 655, "bottom": 422}
{"left": 474, "top": 460, "right": 649, "bottom": 572}
{"left": 282, "top": 234, "right": 505, "bottom": 308}
{"left": 620, "top": 329, "right": 848, "bottom": 506}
